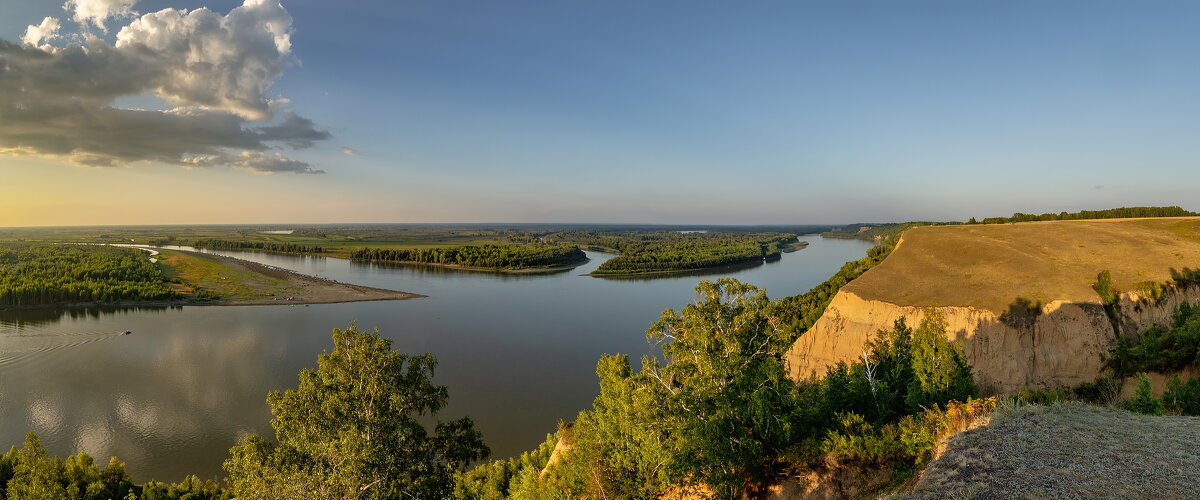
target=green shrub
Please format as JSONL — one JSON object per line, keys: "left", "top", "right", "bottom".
{"left": 1162, "top": 375, "right": 1200, "bottom": 415}
{"left": 1124, "top": 373, "right": 1165, "bottom": 416}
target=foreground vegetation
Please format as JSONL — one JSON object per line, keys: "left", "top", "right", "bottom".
{"left": 0, "top": 244, "right": 179, "bottom": 306}
{"left": 351, "top": 244, "right": 586, "bottom": 271}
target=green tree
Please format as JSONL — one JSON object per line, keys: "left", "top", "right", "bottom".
{"left": 646, "top": 279, "right": 800, "bottom": 498}
{"left": 1126, "top": 372, "right": 1165, "bottom": 415}
{"left": 225, "top": 323, "right": 489, "bottom": 499}
{"left": 905, "top": 312, "right": 977, "bottom": 411}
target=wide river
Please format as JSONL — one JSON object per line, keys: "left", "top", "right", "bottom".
{"left": 0, "top": 236, "right": 872, "bottom": 482}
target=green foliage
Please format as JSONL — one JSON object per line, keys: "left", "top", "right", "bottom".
{"left": 906, "top": 312, "right": 978, "bottom": 411}
{"left": 1124, "top": 373, "right": 1165, "bottom": 415}
{"left": 191, "top": 240, "right": 324, "bottom": 254}
{"left": 1092, "top": 270, "right": 1119, "bottom": 307}
{"left": 137, "top": 475, "right": 230, "bottom": 499}
{"left": 1162, "top": 375, "right": 1200, "bottom": 415}
{"left": 351, "top": 244, "right": 585, "bottom": 270}
{"left": 1072, "top": 375, "right": 1122, "bottom": 405}
{"left": 1106, "top": 301, "right": 1200, "bottom": 377}
{"left": 545, "top": 355, "right": 675, "bottom": 499}
{"left": 1136, "top": 281, "right": 1166, "bottom": 304}
{"left": 453, "top": 432, "right": 560, "bottom": 500}
{"left": 0, "top": 243, "right": 180, "bottom": 306}
{"left": 0, "top": 432, "right": 138, "bottom": 500}
{"left": 224, "top": 323, "right": 489, "bottom": 499}
{"left": 811, "top": 315, "right": 980, "bottom": 468}
{"left": 643, "top": 279, "right": 803, "bottom": 497}
{"left": 578, "top": 232, "right": 798, "bottom": 275}
{"left": 979, "top": 206, "right": 1196, "bottom": 224}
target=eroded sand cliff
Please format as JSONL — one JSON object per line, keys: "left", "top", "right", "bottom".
{"left": 785, "top": 218, "right": 1200, "bottom": 393}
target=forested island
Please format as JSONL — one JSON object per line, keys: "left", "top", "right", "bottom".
{"left": 190, "top": 240, "right": 325, "bottom": 255}
{"left": 543, "top": 230, "right": 799, "bottom": 275}
{"left": 0, "top": 244, "right": 179, "bottom": 306}
{"left": 350, "top": 244, "right": 588, "bottom": 272}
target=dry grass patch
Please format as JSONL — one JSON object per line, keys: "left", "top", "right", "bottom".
{"left": 846, "top": 218, "right": 1200, "bottom": 313}
{"left": 908, "top": 401, "right": 1200, "bottom": 499}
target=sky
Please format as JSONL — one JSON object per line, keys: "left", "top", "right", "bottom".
{"left": 1, "top": 0, "right": 1199, "bottom": 226}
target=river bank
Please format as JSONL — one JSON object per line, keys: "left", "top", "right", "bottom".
{"left": 161, "top": 249, "right": 423, "bottom": 305}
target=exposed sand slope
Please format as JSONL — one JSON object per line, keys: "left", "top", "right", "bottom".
{"left": 787, "top": 218, "right": 1200, "bottom": 393}
{"left": 909, "top": 402, "right": 1200, "bottom": 499}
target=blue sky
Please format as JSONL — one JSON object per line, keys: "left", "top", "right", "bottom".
{"left": 2, "top": 0, "right": 1199, "bottom": 225}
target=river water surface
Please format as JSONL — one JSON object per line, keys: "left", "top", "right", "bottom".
{"left": 0, "top": 236, "right": 872, "bottom": 482}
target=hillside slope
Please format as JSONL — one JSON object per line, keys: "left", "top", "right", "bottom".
{"left": 909, "top": 402, "right": 1200, "bottom": 498}
{"left": 786, "top": 218, "right": 1200, "bottom": 393}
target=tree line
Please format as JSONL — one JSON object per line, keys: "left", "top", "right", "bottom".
{"left": 0, "top": 244, "right": 179, "bottom": 306}
{"left": 975, "top": 206, "right": 1196, "bottom": 224}
{"left": 350, "top": 244, "right": 586, "bottom": 270}
{"left": 190, "top": 240, "right": 325, "bottom": 255}
{"left": 547, "top": 231, "right": 798, "bottom": 275}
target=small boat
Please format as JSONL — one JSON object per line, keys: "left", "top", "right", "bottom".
{"left": 123, "top": 330, "right": 132, "bottom": 335}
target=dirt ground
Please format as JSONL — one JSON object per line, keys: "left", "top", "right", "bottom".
{"left": 845, "top": 218, "right": 1200, "bottom": 313}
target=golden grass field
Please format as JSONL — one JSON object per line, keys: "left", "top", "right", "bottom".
{"left": 845, "top": 218, "right": 1200, "bottom": 313}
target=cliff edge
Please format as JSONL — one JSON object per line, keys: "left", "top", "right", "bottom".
{"left": 786, "top": 218, "right": 1200, "bottom": 393}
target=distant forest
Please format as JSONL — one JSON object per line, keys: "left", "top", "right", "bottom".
{"left": 824, "top": 206, "right": 1197, "bottom": 241}
{"left": 550, "top": 231, "right": 798, "bottom": 275}
{"left": 975, "top": 206, "right": 1197, "bottom": 224}
{"left": 0, "top": 244, "right": 178, "bottom": 306}
{"left": 350, "top": 244, "right": 586, "bottom": 270}
{"left": 190, "top": 240, "right": 325, "bottom": 254}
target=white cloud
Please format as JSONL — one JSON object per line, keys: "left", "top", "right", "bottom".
{"left": 21, "top": 17, "right": 62, "bottom": 47}
{"left": 0, "top": 0, "right": 329, "bottom": 174}
{"left": 340, "top": 147, "right": 361, "bottom": 156}
{"left": 65, "top": 0, "right": 139, "bottom": 30}
{"left": 115, "top": 0, "right": 295, "bottom": 120}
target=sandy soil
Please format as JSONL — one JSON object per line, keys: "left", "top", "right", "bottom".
{"left": 174, "top": 249, "right": 423, "bottom": 305}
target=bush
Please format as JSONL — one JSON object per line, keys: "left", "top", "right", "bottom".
{"left": 1124, "top": 373, "right": 1165, "bottom": 416}
{"left": 1073, "top": 376, "right": 1121, "bottom": 405}
{"left": 1162, "top": 375, "right": 1200, "bottom": 415}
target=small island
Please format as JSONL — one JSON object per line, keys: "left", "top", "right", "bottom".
{"left": 349, "top": 244, "right": 588, "bottom": 273}
{"left": 551, "top": 231, "right": 801, "bottom": 276}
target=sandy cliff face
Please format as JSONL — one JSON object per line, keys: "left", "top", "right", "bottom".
{"left": 786, "top": 287, "right": 1200, "bottom": 394}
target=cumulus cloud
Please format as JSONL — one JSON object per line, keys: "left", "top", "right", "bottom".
{"left": 65, "top": 0, "right": 139, "bottom": 30}
{"left": 0, "top": 0, "right": 329, "bottom": 174}
{"left": 21, "top": 17, "right": 62, "bottom": 47}
{"left": 340, "top": 147, "right": 361, "bottom": 155}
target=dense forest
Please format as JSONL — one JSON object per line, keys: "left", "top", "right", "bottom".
{"left": 549, "top": 231, "right": 798, "bottom": 275}
{"left": 190, "top": 240, "right": 325, "bottom": 254}
{"left": 0, "top": 244, "right": 179, "bottom": 306}
{"left": 977, "top": 206, "right": 1196, "bottom": 224}
{"left": 350, "top": 244, "right": 586, "bottom": 270}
